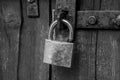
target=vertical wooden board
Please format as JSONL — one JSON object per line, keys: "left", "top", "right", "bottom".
{"left": 51, "top": 0, "right": 97, "bottom": 80}
{"left": 34, "top": 1, "right": 49, "bottom": 80}
{"left": 93, "top": 0, "right": 101, "bottom": 10}
{"left": 97, "top": 31, "right": 120, "bottom": 80}
{"left": 52, "top": 31, "right": 96, "bottom": 80}
{"left": 18, "top": 0, "right": 49, "bottom": 80}
{"left": 97, "top": 0, "right": 120, "bottom": 80}
{"left": 0, "top": 0, "right": 21, "bottom": 80}
{"left": 78, "top": 0, "right": 94, "bottom": 10}
{"left": 100, "top": 0, "right": 120, "bottom": 10}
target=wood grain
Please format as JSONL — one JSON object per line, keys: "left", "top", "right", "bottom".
{"left": 0, "top": 0, "right": 21, "bottom": 80}
{"left": 97, "top": 31, "right": 120, "bottom": 80}
{"left": 78, "top": 0, "right": 94, "bottom": 10}
{"left": 18, "top": 0, "right": 49, "bottom": 80}
{"left": 100, "top": 0, "right": 120, "bottom": 10}
{"left": 52, "top": 31, "right": 96, "bottom": 80}
{"left": 97, "top": 0, "right": 120, "bottom": 80}
{"left": 51, "top": 0, "right": 96, "bottom": 80}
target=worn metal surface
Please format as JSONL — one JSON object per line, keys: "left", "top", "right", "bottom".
{"left": 43, "top": 39, "right": 73, "bottom": 68}
{"left": 27, "top": 0, "right": 39, "bottom": 17}
{"left": 77, "top": 11, "right": 120, "bottom": 29}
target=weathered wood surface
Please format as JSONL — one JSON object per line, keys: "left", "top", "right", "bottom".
{"left": 79, "top": 0, "right": 94, "bottom": 10}
{"left": 18, "top": 0, "right": 49, "bottom": 80}
{"left": 0, "top": 0, "right": 119, "bottom": 80}
{"left": 96, "top": 0, "right": 120, "bottom": 80}
{"left": 97, "top": 31, "right": 120, "bottom": 80}
{"left": 51, "top": 0, "right": 96, "bottom": 80}
{"left": 52, "top": 31, "right": 96, "bottom": 80}
{"left": 0, "top": 0, "right": 21, "bottom": 80}
{"left": 51, "top": 0, "right": 120, "bottom": 80}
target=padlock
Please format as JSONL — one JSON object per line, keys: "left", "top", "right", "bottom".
{"left": 43, "top": 19, "right": 74, "bottom": 68}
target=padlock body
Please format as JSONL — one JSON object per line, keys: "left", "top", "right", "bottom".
{"left": 43, "top": 39, "right": 73, "bottom": 68}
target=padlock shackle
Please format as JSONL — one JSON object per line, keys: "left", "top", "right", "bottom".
{"left": 48, "top": 19, "right": 73, "bottom": 41}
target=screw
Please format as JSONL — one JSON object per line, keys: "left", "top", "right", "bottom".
{"left": 88, "top": 16, "right": 97, "bottom": 25}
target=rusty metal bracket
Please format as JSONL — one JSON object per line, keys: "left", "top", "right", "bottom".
{"left": 77, "top": 11, "right": 120, "bottom": 29}
{"left": 27, "top": 0, "right": 39, "bottom": 17}
{"left": 52, "top": 0, "right": 76, "bottom": 42}
{"left": 55, "top": 0, "right": 76, "bottom": 29}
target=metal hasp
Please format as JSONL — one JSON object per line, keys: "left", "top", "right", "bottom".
{"left": 27, "top": 0, "right": 39, "bottom": 17}
{"left": 56, "top": 0, "right": 76, "bottom": 30}
{"left": 77, "top": 11, "right": 120, "bottom": 29}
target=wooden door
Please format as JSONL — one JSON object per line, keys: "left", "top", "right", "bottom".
{"left": 0, "top": 0, "right": 120, "bottom": 80}
{"left": 51, "top": 0, "right": 120, "bottom": 80}
{"left": 0, "top": 0, "right": 49, "bottom": 80}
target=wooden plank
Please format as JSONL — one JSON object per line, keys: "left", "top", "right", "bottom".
{"left": 100, "top": 0, "right": 120, "bottom": 10}
{"left": 97, "top": 31, "right": 120, "bottom": 80}
{"left": 52, "top": 31, "right": 96, "bottom": 80}
{"left": 0, "top": 0, "right": 21, "bottom": 80}
{"left": 97, "top": 0, "right": 120, "bottom": 80}
{"left": 93, "top": 0, "right": 101, "bottom": 10}
{"left": 51, "top": 0, "right": 96, "bottom": 80}
{"left": 78, "top": 0, "right": 94, "bottom": 10}
{"left": 18, "top": 0, "right": 49, "bottom": 80}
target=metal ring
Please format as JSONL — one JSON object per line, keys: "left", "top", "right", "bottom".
{"left": 48, "top": 19, "right": 73, "bottom": 41}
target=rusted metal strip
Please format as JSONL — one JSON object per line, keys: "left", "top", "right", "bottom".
{"left": 77, "top": 11, "right": 120, "bottom": 29}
